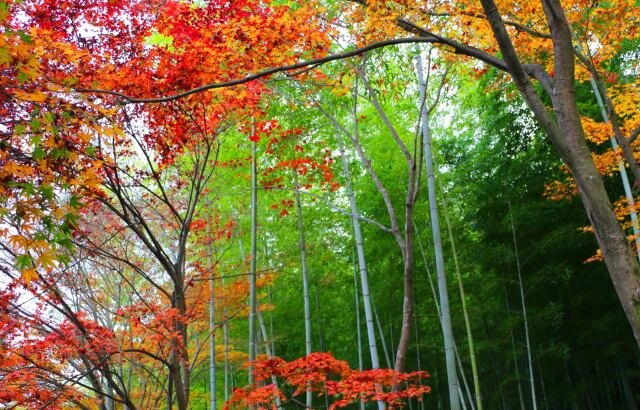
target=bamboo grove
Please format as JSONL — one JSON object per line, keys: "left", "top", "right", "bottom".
{"left": 1, "top": 0, "right": 639, "bottom": 409}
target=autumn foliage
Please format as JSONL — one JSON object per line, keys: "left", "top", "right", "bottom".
{"left": 2, "top": 0, "right": 640, "bottom": 407}
{"left": 225, "top": 353, "right": 431, "bottom": 410}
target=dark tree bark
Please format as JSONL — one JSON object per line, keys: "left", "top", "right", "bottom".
{"left": 405, "top": 0, "right": 640, "bottom": 349}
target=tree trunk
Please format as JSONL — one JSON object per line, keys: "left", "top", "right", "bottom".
{"left": 536, "top": 360, "right": 549, "bottom": 410}
{"left": 509, "top": 203, "right": 538, "bottom": 410}
{"left": 416, "top": 51, "right": 460, "bottom": 410}
{"left": 373, "top": 303, "right": 393, "bottom": 369}
{"left": 248, "top": 122, "right": 258, "bottom": 384}
{"left": 223, "top": 311, "right": 229, "bottom": 402}
{"left": 248, "top": 133, "right": 258, "bottom": 384}
{"left": 353, "top": 251, "right": 366, "bottom": 410}
{"left": 504, "top": 284, "right": 526, "bottom": 410}
{"left": 478, "top": 0, "right": 640, "bottom": 348}
{"left": 458, "top": 386, "right": 469, "bottom": 410}
{"left": 314, "top": 286, "right": 326, "bottom": 352}
{"left": 412, "top": 294, "right": 426, "bottom": 410}
{"left": 172, "top": 288, "right": 189, "bottom": 410}
{"left": 269, "top": 287, "right": 275, "bottom": 356}
{"left": 314, "top": 286, "right": 331, "bottom": 410}
{"left": 329, "top": 82, "right": 386, "bottom": 410}
{"left": 442, "top": 191, "right": 483, "bottom": 410}
{"left": 415, "top": 225, "right": 475, "bottom": 407}
{"left": 257, "top": 305, "right": 283, "bottom": 410}
{"left": 360, "top": 63, "right": 418, "bottom": 377}
{"left": 335, "top": 120, "right": 383, "bottom": 376}
{"left": 390, "top": 312, "right": 397, "bottom": 369}
{"left": 293, "top": 174, "right": 313, "bottom": 409}
{"left": 453, "top": 344, "right": 477, "bottom": 410}
{"left": 206, "top": 202, "right": 217, "bottom": 410}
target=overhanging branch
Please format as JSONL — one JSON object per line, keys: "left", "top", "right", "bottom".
{"left": 76, "top": 38, "right": 441, "bottom": 104}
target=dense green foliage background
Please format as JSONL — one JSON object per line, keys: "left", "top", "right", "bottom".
{"left": 186, "top": 49, "right": 640, "bottom": 409}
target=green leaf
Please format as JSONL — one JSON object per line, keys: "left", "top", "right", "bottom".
{"left": 33, "top": 147, "right": 45, "bottom": 161}
{"left": 15, "top": 254, "right": 32, "bottom": 270}
{"left": 21, "top": 182, "right": 35, "bottom": 195}
{"left": 17, "top": 30, "right": 33, "bottom": 44}
{"left": 40, "top": 185, "right": 54, "bottom": 200}
{"left": 146, "top": 30, "right": 174, "bottom": 51}
{"left": 16, "top": 71, "right": 29, "bottom": 84}
{"left": 69, "top": 195, "right": 82, "bottom": 209}
{"left": 29, "top": 118, "right": 41, "bottom": 132}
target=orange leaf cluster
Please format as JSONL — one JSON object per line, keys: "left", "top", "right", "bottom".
{"left": 225, "top": 352, "right": 431, "bottom": 410}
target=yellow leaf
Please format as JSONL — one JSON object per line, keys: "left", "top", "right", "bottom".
{"left": 36, "top": 250, "right": 57, "bottom": 270}
{"left": 22, "top": 269, "right": 38, "bottom": 286}
{"left": 53, "top": 206, "right": 66, "bottom": 220}
{"left": 9, "top": 234, "right": 28, "bottom": 250}
{"left": 15, "top": 89, "right": 48, "bottom": 102}
{"left": 0, "top": 46, "right": 12, "bottom": 67}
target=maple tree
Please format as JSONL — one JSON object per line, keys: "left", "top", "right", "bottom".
{"left": 1, "top": 0, "right": 332, "bottom": 408}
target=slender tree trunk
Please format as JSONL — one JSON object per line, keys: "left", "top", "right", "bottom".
{"left": 314, "top": 286, "right": 326, "bottom": 352}
{"left": 455, "top": 345, "right": 477, "bottom": 410}
{"left": 415, "top": 225, "right": 475, "bottom": 407}
{"left": 126, "top": 323, "right": 134, "bottom": 409}
{"left": 269, "top": 287, "right": 275, "bottom": 356}
{"left": 442, "top": 191, "right": 483, "bottom": 410}
{"left": 412, "top": 295, "right": 426, "bottom": 410}
{"left": 590, "top": 74, "right": 640, "bottom": 185}
{"left": 172, "top": 289, "right": 189, "bottom": 410}
{"left": 167, "top": 372, "right": 173, "bottom": 410}
{"left": 509, "top": 203, "right": 537, "bottom": 410}
{"left": 293, "top": 174, "right": 313, "bottom": 408}
{"left": 314, "top": 286, "right": 331, "bottom": 410}
{"left": 416, "top": 51, "right": 460, "bottom": 410}
{"left": 390, "top": 312, "right": 397, "bottom": 369}
{"left": 248, "top": 130, "right": 258, "bottom": 384}
{"left": 373, "top": 303, "right": 393, "bottom": 369}
{"left": 504, "top": 283, "right": 526, "bottom": 410}
{"left": 336, "top": 125, "right": 382, "bottom": 372}
{"left": 223, "top": 314, "right": 229, "bottom": 402}
{"left": 106, "top": 384, "right": 115, "bottom": 410}
{"left": 257, "top": 305, "right": 283, "bottom": 409}
{"left": 434, "top": 366, "right": 444, "bottom": 410}
{"left": 359, "top": 63, "right": 418, "bottom": 376}
{"left": 208, "top": 270, "right": 217, "bottom": 409}
{"left": 395, "top": 166, "right": 416, "bottom": 377}
{"left": 256, "top": 319, "right": 263, "bottom": 356}
{"left": 458, "top": 386, "right": 469, "bottom": 410}
{"left": 353, "top": 251, "right": 366, "bottom": 410}
{"left": 337, "top": 83, "right": 385, "bottom": 410}
{"left": 222, "top": 261, "right": 229, "bottom": 404}
{"left": 206, "top": 202, "right": 217, "bottom": 410}
{"left": 536, "top": 360, "right": 549, "bottom": 410}
{"left": 497, "top": 374, "right": 508, "bottom": 410}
